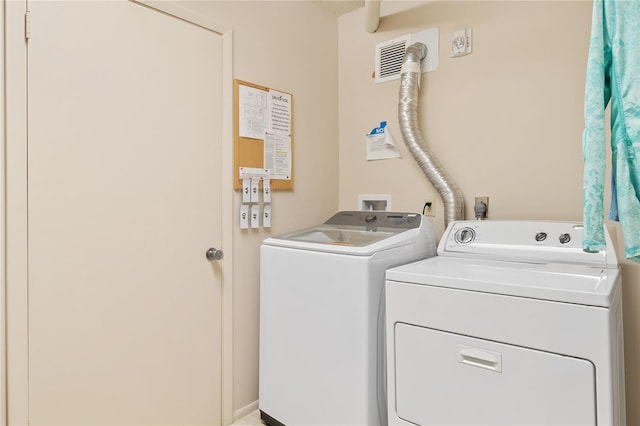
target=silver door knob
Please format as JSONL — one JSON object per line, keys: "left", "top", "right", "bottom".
{"left": 206, "top": 247, "right": 224, "bottom": 261}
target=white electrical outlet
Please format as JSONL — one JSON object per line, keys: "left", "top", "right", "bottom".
{"left": 424, "top": 198, "right": 436, "bottom": 217}
{"left": 474, "top": 196, "right": 489, "bottom": 219}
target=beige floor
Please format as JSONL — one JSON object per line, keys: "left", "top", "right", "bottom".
{"left": 232, "top": 409, "right": 263, "bottom": 426}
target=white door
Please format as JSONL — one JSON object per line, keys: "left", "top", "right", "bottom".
{"left": 27, "top": 1, "right": 223, "bottom": 424}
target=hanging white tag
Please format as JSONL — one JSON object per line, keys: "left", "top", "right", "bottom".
{"left": 263, "top": 178, "right": 272, "bottom": 203}
{"left": 242, "top": 178, "right": 251, "bottom": 203}
{"left": 250, "top": 178, "right": 260, "bottom": 203}
{"left": 251, "top": 204, "right": 260, "bottom": 228}
{"left": 263, "top": 204, "right": 272, "bottom": 228}
{"left": 240, "top": 204, "right": 249, "bottom": 229}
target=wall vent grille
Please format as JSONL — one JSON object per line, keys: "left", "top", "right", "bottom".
{"left": 375, "top": 35, "right": 411, "bottom": 83}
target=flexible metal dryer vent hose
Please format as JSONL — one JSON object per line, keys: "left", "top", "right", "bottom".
{"left": 398, "top": 42, "right": 465, "bottom": 227}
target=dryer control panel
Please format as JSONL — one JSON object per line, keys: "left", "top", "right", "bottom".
{"left": 440, "top": 220, "right": 616, "bottom": 267}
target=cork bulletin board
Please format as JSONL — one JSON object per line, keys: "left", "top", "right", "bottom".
{"left": 233, "top": 79, "right": 294, "bottom": 190}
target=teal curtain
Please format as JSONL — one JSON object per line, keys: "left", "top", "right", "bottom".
{"left": 583, "top": 0, "right": 640, "bottom": 262}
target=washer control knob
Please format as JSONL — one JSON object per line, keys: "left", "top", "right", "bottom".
{"left": 559, "top": 233, "right": 571, "bottom": 244}
{"left": 454, "top": 227, "right": 476, "bottom": 245}
{"left": 535, "top": 232, "right": 547, "bottom": 242}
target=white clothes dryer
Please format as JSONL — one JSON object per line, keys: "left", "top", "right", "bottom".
{"left": 385, "top": 220, "right": 625, "bottom": 426}
{"left": 259, "top": 211, "right": 437, "bottom": 426}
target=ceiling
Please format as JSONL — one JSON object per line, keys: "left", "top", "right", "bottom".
{"left": 311, "top": 0, "right": 365, "bottom": 15}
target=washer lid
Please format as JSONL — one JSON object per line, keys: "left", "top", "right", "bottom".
{"left": 262, "top": 211, "right": 432, "bottom": 255}
{"left": 275, "top": 226, "right": 394, "bottom": 246}
{"left": 385, "top": 256, "right": 620, "bottom": 307}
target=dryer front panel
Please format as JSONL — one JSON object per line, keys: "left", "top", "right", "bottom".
{"left": 393, "top": 323, "right": 596, "bottom": 425}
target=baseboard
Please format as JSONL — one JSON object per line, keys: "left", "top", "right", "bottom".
{"left": 233, "top": 400, "right": 259, "bottom": 422}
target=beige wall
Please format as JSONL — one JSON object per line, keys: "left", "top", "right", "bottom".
{"left": 339, "top": 1, "right": 639, "bottom": 423}
{"left": 183, "top": 0, "right": 340, "bottom": 417}
{"left": 186, "top": 0, "right": 640, "bottom": 420}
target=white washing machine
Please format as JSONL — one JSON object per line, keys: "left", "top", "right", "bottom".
{"left": 385, "top": 220, "right": 625, "bottom": 426}
{"left": 259, "top": 211, "right": 437, "bottom": 426}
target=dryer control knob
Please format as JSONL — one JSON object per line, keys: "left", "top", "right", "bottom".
{"left": 455, "top": 227, "right": 476, "bottom": 244}
{"left": 535, "top": 232, "right": 547, "bottom": 242}
{"left": 559, "top": 233, "right": 571, "bottom": 244}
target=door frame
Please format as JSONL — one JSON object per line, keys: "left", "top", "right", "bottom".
{"left": 1, "top": 1, "right": 235, "bottom": 424}
{"left": 1, "top": 1, "right": 8, "bottom": 425}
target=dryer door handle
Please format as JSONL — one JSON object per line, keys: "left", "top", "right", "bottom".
{"left": 457, "top": 345, "right": 502, "bottom": 373}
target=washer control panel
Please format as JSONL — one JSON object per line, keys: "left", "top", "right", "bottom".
{"left": 440, "top": 220, "right": 615, "bottom": 267}
{"left": 324, "top": 211, "right": 421, "bottom": 229}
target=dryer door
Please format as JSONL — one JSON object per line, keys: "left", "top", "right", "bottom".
{"left": 393, "top": 324, "right": 596, "bottom": 425}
